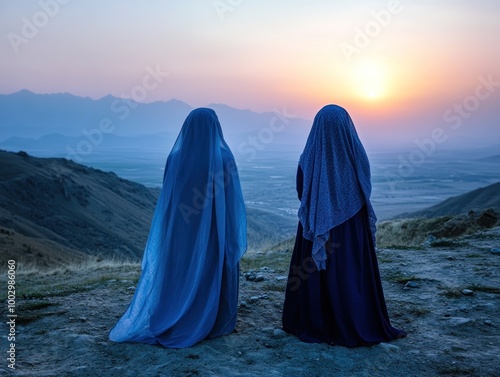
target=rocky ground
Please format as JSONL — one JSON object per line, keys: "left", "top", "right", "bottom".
{"left": 2, "top": 227, "right": 500, "bottom": 376}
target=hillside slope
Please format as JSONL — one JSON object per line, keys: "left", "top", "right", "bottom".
{"left": 0, "top": 150, "right": 159, "bottom": 265}
{"left": 0, "top": 150, "right": 289, "bottom": 266}
{"left": 398, "top": 181, "right": 500, "bottom": 219}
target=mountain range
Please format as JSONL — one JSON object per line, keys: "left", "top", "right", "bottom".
{"left": 0, "top": 90, "right": 310, "bottom": 159}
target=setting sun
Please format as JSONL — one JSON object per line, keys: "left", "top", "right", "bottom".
{"left": 350, "top": 60, "right": 389, "bottom": 101}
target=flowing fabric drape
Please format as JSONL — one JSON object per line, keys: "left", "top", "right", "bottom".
{"left": 109, "top": 108, "right": 247, "bottom": 348}
{"left": 297, "top": 105, "right": 377, "bottom": 270}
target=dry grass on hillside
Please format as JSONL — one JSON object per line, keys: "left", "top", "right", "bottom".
{"left": 376, "top": 217, "right": 452, "bottom": 248}
{"left": 377, "top": 209, "right": 499, "bottom": 248}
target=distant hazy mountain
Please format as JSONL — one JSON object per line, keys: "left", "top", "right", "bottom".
{"left": 0, "top": 89, "right": 191, "bottom": 138}
{"left": 477, "top": 154, "right": 500, "bottom": 164}
{"left": 0, "top": 132, "right": 177, "bottom": 158}
{"left": 398, "top": 181, "right": 500, "bottom": 219}
{"left": 0, "top": 90, "right": 310, "bottom": 153}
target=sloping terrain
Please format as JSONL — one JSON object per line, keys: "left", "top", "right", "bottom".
{"left": 0, "top": 150, "right": 159, "bottom": 264}
{"left": 398, "top": 181, "right": 500, "bottom": 219}
{"left": 5, "top": 226, "right": 499, "bottom": 376}
{"left": 377, "top": 208, "right": 500, "bottom": 247}
{"left": 0, "top": 150, "right": 289, "bottom": 265}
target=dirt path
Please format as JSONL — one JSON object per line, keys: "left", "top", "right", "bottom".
{"left": 3, "top": 228, "right": 499, "bottom": 376}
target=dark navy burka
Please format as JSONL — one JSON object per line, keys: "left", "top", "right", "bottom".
{"left": 282, "top": 105, "right": 405, "bottom": 347}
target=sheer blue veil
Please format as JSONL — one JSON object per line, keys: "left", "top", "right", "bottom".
{"left": 298, "top": 105, "right": 376, "bottom": 270}
{"left": 109, "top": 108, "right": 247, "bottom": 347}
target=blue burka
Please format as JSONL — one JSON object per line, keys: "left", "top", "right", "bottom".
{"left": 109, "top": 108, "right": 247, "bottom": 348}
{"left": 298, "top": 105, "right": 376, "bottom": 270}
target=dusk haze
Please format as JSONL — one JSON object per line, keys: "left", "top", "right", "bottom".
{"left": 1, "top": 1, "right": 499, "bottom": 376}
{"left": 1, "top": 0, "right": 499, "bottom": 149}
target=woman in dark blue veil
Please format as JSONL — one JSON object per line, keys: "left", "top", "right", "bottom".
{"left": 109, "top": 108, "right": 247, "bottom": 348}
{"left": 282, "top": 105, "right": 405, "bottom": 347}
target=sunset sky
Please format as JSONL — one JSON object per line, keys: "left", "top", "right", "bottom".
{"left": 1, "top": 0, "right": 499, "bottom": 148}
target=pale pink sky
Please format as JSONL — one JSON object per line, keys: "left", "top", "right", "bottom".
{"left": 1, "top": 0, "right": 499, "bottom": 148}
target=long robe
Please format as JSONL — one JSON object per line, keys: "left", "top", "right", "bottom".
{"left": 109, "top": 108, "right": 247, "bottom": 348}
{"left": 282, "top": 105, "right": 405, "bottom": 347}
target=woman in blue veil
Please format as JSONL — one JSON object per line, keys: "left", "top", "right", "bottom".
{"left": 282, "top": 105, "right": 406, "bottom": 347}
{"left": 109, "top": 108, "right": 247, "bottom": 348}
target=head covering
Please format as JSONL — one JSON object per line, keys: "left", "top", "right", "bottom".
{"left": 109, "top": 108, "right": 247, "bottom": 347}
{"left": 159, "top": 107, "right": 247, "bottom": 267}
{"left": 298, "top": 104, "right": 376, "bottom": 270}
